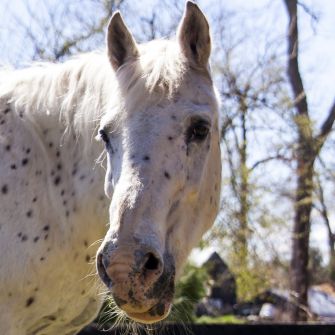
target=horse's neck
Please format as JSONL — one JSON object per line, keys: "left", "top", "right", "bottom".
{"left": 11, "top": 60, "right": 111, "bottom": 236}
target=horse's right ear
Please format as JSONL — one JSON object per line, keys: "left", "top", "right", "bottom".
{"left": 107, "top": 12, "right": 139, "bottom": 71}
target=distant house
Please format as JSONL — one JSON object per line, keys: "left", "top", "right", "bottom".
{"left": 196, "top": 252, "right": 237, "bottom": 316}
{"left": 196, "top": 252, "right": 335, "bottom": 322}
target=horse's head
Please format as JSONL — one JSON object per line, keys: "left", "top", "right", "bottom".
{"left": 96, "top": 1, "right": 221, "bottom": 323}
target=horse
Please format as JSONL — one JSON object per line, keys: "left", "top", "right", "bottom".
{"left": 0, "top": 2, "right": 221, "bottom": 334}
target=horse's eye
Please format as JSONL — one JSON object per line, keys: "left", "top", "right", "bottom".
{"left": 187, "top": 120, "right": 210, "bottom": 143}
{"left": 99, "top": 129, "right": 109, "bottom": 145}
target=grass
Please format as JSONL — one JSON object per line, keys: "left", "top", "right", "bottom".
{"left": 195, "top": 315, "right": 245, "bottom": 324}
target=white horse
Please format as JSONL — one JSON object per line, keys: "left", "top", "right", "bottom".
{"left": 0, "top": 2, "right": 221, "bottom": 334}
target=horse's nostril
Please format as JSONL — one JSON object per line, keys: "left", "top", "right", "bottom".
{"left": 97, "top": 253, "right": 112, "bottom": 289}
{"left": 144, "top": 252, "right": 161, "bottom": 271}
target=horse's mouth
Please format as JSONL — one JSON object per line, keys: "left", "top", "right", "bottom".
{"left": 125, "top": 301, "right": 172, "bottom": 324}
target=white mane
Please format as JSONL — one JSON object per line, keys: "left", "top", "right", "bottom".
{"left": 0, "top": 39, "right": 188, "bottom": 150}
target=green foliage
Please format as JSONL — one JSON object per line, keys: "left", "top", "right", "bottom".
{"left": 234, "top": 268, "right": 266, "bottom": 301}
{"left": 309, "top": 247, "right": 329, "bottom": 284}
{"left": 168, "top": 263, "right": 209, "bottom": 322}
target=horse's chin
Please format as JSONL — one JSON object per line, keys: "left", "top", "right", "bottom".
{"left": 124, "top": 302, "right": 172, "bottom": 324}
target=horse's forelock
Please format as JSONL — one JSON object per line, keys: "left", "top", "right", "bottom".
{"left": 116, "top": 40, "right": 188, "bottom": 106}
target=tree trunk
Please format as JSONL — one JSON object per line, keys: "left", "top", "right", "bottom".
{"left": 283, "top": 0, "right": 314, "bottom": 321}
{"left": 283, "top": 0, "right": 335, "bottom": 320}
{"left": 238, "top": 106, "right": 249, "bottom": 268}
{"left": 290, "top": 149, "right": 315, "bottom": 321}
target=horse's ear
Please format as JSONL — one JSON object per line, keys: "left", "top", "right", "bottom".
{"left": 177, "top": 1, "right": 211, "bottom": 69}
{"left": 107, "top": 12, "right": 139, "bottom": 71}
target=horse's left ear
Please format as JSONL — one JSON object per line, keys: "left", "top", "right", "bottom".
{"left": 107, "top": 12, "right": 139, "bottom": 71}
{"left": 177, "top": 1, "right": 211, "bottom": 69}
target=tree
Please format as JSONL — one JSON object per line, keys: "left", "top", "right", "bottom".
{"left": 283, "top": 0, "right": 335, "bottom": 321}
{"left": 209, "top": 3, "right": 292, "bottom": 300}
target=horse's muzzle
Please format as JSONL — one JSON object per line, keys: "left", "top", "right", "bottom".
{"left": 96, "top": 243, "right": 175, "bottom": 323}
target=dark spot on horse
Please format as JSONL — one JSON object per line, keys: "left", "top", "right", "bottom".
{"left": 3, "top": 108, "right": 10, "bottom": 114}
{"left": 84, "top": 240, "right": 88, "bottom": 247}
{"left": 143, "top": 155, "right": 150, "bottom": 161}
{"left": 34, "top": 287, "right": 38, "bottom": 292}
{"left": 43, "top": 225, "right": 50, "bottom": 231}
{"left": 26, "top": 210, "right": 33, "bottom": 218}
{"left": 207, "top": 144, "right": 210, "bottom": 150}
{"left": 33, "top": 236, "right": 39, "bottom": 243}
{"left": 56, "top": 151, "right": 60, "bottom": 158}
{"left": 61, "top": 189, "right": 65, "bottom": 196}
{"left": 26, "top": 297, "right": 34, "bottom": 307}
{"left": 79, "top": 175, "right": 85, "bottom": 180}
{"left": 19, "top": 111, "right": 24, "bottom": 118}
{"left": 63, "top": 200, "right": 67, "bottom": 206}
{"left": 168, "top": 136, "right": 174, "bottom": 141}
{"left": 48, "top": 142, "right": 53, "bottom": 148}
{"left": 32, "top": 197, "right": 37, "bottom": 203}
{"left": 48, "top": 315, "right": 57, "bottom": 321}
{"left": 171, "top": 115, "right": 177, "bottom": 120}
{"left": 26, "top": 148, "right": 31, "bottom": 154}
{"left": 0, "top": 120, "right": 5, "bottom": 125}
{"left": 44, "top": 234, "right": 49, "bottom": 240}
{"left": 22, "top": 158, "right": 29, "bottom": 166}
{"left": 10, "top": 164, "right": 16, "bottom": 170}
{"left": 72, "top": 168, "right": 77, "bottom": 176}
{"left": 8, "top": 292, "right": 12, "bottom": 297}
{"left": 21, "top": 235, "right": 28, "bottom": 242}
{"left": 66, "top": 210, "right": 70, "bottom": 217}
{"left": 18, "top": 232, "right": 22, "bottom": 238}
{"left": 81, "top": 290, "right": 86, "bottom": 295}
{"left": 85, "top": 255, "right": 90, "bottom": 262}
{"left": 56, "top": 163, "right": 62, "bottom": 171}
{"left": 164, "top": 171, "right": 170, "bottom": 179}
{"left": 40, "top": 257, "right": 45, "bottom": 261}
{"left": 128, "top": 289, "right": 134, "bottom": 301}
{"left": 1, "top": 184, "right": 8, "bottom": 194}
{"left": 54, "top": 176, "right": 61, "bottom": 186}
{"left": 5, "top": 144, "right": 10, "bottom": 151}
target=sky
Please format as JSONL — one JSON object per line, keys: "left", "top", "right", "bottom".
{"left": 1, "top": 0, "right": 335, "bottom": 265}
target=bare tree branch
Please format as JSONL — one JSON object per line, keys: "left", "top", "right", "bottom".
{"left": 315, "top": 99, "right": 335, "bottom": 151}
